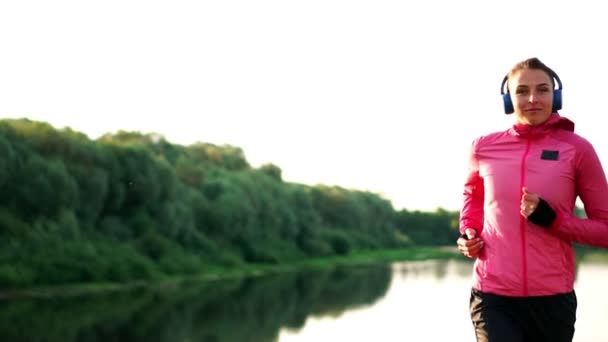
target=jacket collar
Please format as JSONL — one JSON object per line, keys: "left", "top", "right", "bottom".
{"left": 509, "top": 113, "right": 575, "bottom": 139}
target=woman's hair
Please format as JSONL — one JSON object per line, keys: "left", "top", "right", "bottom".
{"left": 508, "top": 57, "right": 557, "bottom": 87}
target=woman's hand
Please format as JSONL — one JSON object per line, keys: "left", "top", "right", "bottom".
{"left": 520, "top": 187, "right": 540, "bottom": 218}
{"left": 457, "top": 228, "right": 484, "bottom": 258}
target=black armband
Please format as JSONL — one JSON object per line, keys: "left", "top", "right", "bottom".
{"left": 528, "top": 198, "right": 556, "bottom": 228}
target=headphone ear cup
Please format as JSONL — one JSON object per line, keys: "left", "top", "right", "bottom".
{"left": 503, "top": 93, "right": 514, "bottom": 114}
{"left": 552, "top": 89, "right": 562, "bottom": 112}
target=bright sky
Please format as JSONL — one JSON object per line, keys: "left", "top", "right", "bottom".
{"left": 1, "top": 1, "right": 606, "bottom": 212}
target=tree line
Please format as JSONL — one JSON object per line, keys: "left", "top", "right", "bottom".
{"left": 0, "top": 118, "right": 460, "bottom": 288}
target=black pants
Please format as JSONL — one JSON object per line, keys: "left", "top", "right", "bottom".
{"left": 469, "top": 288, "right": 577, "bottom": 342}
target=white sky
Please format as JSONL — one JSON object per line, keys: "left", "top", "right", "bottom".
{"left": 1, "top": 0, "right": 607, "bottom": 211}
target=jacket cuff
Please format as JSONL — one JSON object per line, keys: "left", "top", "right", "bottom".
{"left": 528, "top": 198, "right": 557, "bottom": 228}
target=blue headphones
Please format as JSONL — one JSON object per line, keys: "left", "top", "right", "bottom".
{"left": 500, "top": 70, "right": 563, "bottom": 114}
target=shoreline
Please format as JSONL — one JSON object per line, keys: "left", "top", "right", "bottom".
{"left": 0, "top": 246, "right": 462, "bottom": 300}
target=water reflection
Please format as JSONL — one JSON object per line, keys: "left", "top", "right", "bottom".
{"left": 0, "top": 264, "right": 391, "bottom": 342}
{"left": 1, "top": 258, "right": 606, "bottom": 342}
{"left": 281, "top": 258, "right": 608, "bottom": 342}
{"left": 392, "top": 258, "right": 473, "bottom": 280}
{"left": 280, "top": 259, "right": 476, "bottom": 342}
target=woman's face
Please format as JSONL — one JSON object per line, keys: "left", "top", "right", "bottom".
{"left": 508, "top": 68, "right": 554, "bottom": 126}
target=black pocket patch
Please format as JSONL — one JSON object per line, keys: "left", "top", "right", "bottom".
{"left": 541, "top": 150, "right": 559, "bottom": 160}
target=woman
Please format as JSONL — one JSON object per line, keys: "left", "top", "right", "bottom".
{"left": 456, "top": 57, "right": 608, "bottom": 342}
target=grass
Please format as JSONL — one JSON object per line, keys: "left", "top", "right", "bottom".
{"left": 0, "top": 246, "right": 461, "bottom": 299}
{"left": 576, "top": 250, "right": 608, "bottom": 263}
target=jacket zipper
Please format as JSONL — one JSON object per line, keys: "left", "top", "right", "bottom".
{"left": 519, "top": 139, "right": 531, "bottom": 296}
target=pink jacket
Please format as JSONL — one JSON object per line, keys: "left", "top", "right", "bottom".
{"left": 460, "top": 113, "right": 608, "bottom": 297}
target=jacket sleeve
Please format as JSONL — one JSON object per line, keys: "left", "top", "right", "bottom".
{"left": 550, "top": 139, "right": 608, "bottom": 247}
{"left": 459, "top": 138, "right": 485, "bottom": 235}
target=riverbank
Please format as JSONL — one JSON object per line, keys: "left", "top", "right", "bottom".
{"left": 0, "top": 246, "right": 461, "bottom": 300}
